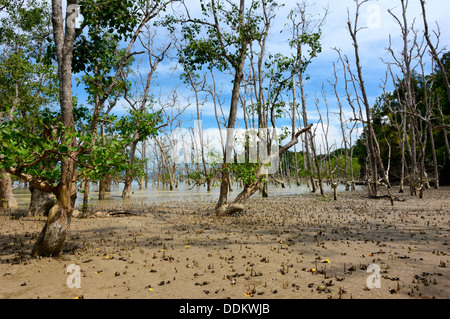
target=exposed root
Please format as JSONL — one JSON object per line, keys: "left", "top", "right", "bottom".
{"left": 214, "top": 203, "right": 245, "bottom": 217}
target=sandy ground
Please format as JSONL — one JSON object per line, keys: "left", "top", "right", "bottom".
{"left": 0, "top": 187, "right": 449, "bottom": 299}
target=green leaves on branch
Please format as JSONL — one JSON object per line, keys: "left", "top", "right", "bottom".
{"left": 230, "top": 162, "right": 260, "bottom": 186}
{"left": 163, "top": 0, "right": 266, "bottom": 72}
{"left": 78, "top": 0, "right": 139, "bottom": 40}
{"left": 117, "top": 107, "right": 162, "bottom": 142}
{"left": 77, "top": 133, "right": 129, "bottom": 181}
{"left": 289, "top": 31, "right": 322, "bottom": 75}
{"left": 0, "top": 113, "right": 73, "bottom": 185}
{"left": 0, "top": 107, "right": 160, "bottom": 186}
{"left": 0, "top": 0, "right": 52, "bottom": 51}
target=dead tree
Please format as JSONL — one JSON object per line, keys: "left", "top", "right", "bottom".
{"left": 387, "top": 0, "right": 428, "bottom": 196}
{"left": 122, "top": 27, "right": 171, "bottom": 198}
{"left": 420, "top": 0, "right": 450, "bottom": 104}
{"left": 330, "top": 62, "right": 350, "bottom": 188}
{"left": 346, "top": 0, "right": 386, "bottom": 197}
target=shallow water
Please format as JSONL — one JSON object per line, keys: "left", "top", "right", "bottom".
{"left": 12, "top": 181, "right": 362, "bottom": 209}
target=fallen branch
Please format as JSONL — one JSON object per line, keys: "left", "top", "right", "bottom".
{"left": 109, "top": 211, "right": 134, "bottom": 216}
{"left": 369, "top": 194, "right": 406, "bottom": 203}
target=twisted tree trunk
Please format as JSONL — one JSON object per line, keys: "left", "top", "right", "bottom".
{"left": 31, "top": 182, "right": 76, "bottom": 257}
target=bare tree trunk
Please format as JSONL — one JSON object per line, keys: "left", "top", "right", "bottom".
{"left": 81, "top": 178, "right": 90, "bottom": 216}
{"left": 31, "top": 179, "right": 77, "bottom": 257}
{"left": 121, "top": 26, "right": 171, "bottom": 198}
{"left": 428, "top": 123, "right": 439, "bottom": 189}
{"left": 185, "top": 163, "right": 191, "bottom": 186}
{"left": 98, "top": 175, "right": 111, "bottom": 200}
{"left": 309, "top": 129, "right": 324, "bottom": 196}
{"left": 299, "top": 73, "right": 316, "bottom": 193}
{"left": 389, "top": 70, "right": 407, "bottom": 193}
{"left": 31, "top": 0, "right": 78, "bottom": 257}
{"left": 122, "top": 137, "right": 139, "bottom": 198}
{"left": 185, "top": 71, "right": 212, "bottom": 192}
{"left": 293, "top": 145, "right": 300, "bottom": 186}
{"left": 0, "top": 170, "right": 18, "bottom": 209}
{"left": 292, "top": 75, "right": 301, "bottom": 187}
{"left": 27, "top": 186, "right": 56, "bottom": 217}
{"left": 216, "top": 164, "right": 230, "bottom": 209}
{"left": 142, "top": 141, "right": 149, "bottom": 188}
{"left": 215, "top": 0, "right": 249, "bottom": 210}
{"left": 332, "top": 182, "right": 338, "bottom": 201}
{"left": 348, "top": 1, "right": 379, "bottom": 197}
{"left": 388, "top": 0, "right": 422, "bottom": 197}
{"left": 216, "top": 60, "right": 245, "bottom": 207}
{"left": 373, "top": 128, "right": 391, "bottom": 188}
{"left": 215, "top": 177, "right": 261, "bottom": 217}
{"left": 426, "top": 94, "right": 439, "bottom": 189}
{"left": 216, "top": 124, "right": 312, "bottom": 216}
{"left": 331, "top": 63, "right": 349, "bottom": 186}
{"left": 437, "top": 100, "right": 450, "bottom": 162}
{"left": 420, "top": 0, "right": 450, "bottom": 104}
{"left": 155, "top": 137, "right": 175, "bottom": 191}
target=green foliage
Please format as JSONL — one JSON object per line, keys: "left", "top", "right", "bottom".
{"left": 77, "top": 0, "right": 140, "bottom": 42}
{"left": 1, "top": 111, "right": 74, "bottom": 185}
{"left": 0, "top": 0, "right": 60, "bottom": 187}
{"left": 0, "top": 0, "right": 57, "bottom": 116}
{"left": 0, "top": 106, "right": 156, "bottom": 187}
{"left": 77, "top": 127, "right": 130, "bottom": 181}
{"left": 117, "top": 107, "right": 162, "bottom": 142}
{"left": 0, "top": 0, "right": 169, "bottom": 193}
{"left": 71, "top": 0, "right": 140, "bottom": 104}
{"left": 185, "top": 169, "right": 215, "bottom": 183}
{"left": 0, "top": 0, "right": 52, "bottom": 50}
{"left": 162, "top": 0, "right": 267, "bottom": 72}
{"left": 231, "top": 162, "right": 260, "bottom": 186}
{"left": 289, "top": 31, "right": 322, "bottom": 72}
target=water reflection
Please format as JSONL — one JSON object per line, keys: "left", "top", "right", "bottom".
{"left": 12, "top": 181, "right": 363, "bottom": 209}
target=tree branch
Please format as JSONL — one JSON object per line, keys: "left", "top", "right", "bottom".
{"left": 278, "top": 124, "right": 313, "bottom": 156}
{"left": 6, "top": 167, "right": 57, "bottom": 194}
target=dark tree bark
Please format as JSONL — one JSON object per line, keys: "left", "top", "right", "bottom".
{"left": 27, "top": 186, "right": 56, "bottom": 217}
{"left": 98, "top": 175, "right": 112, "bottom": 200}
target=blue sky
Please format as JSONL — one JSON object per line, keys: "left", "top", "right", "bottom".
{"left": 70, "top": 0, "right": 450, "bottom": 153}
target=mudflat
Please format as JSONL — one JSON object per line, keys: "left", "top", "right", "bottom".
{"left": 1, "top": 187, "right": 449, "bottom": 299}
